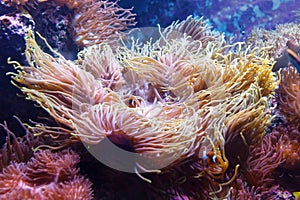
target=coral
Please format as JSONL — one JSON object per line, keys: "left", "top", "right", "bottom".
{"left": 160, "top": 15, "right": 224, "bottom": 47}
{"left": 277, "top": 66, "right": 300, "bottom": 122}
{"left": 245, "top": 21, "right": 300, "bottom": 198}
{"left": 0, "top": 149, "right": 93, "bottom": 199}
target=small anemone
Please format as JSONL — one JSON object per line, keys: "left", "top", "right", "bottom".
{"left": 271, "top": 123, "right": 300, "bottom": 170}
{"left": 277, "top": 66, "right": 300, "bottom": 122}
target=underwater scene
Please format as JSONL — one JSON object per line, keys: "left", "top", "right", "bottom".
{"left": 0, "top": 0, "right": 300, "bottom": 199}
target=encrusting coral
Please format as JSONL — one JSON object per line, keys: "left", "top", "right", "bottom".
{"left": 0, "top": 149, "right": 93, "bottom": 199}
{"left": 7, "top": 15, "right": 279, "bottom": 198}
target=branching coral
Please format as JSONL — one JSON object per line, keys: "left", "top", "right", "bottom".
{"left": 8, "top": 15, "right": 278, "bottom": 198}
{"left": 0, "top": 149, "right": 93, "bottom": 199}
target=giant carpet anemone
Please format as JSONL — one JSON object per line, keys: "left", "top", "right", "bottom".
{"left": 8, "top": 15, "right": 277, "bottom": 196}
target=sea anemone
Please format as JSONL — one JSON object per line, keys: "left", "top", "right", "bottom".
{"left": 247, "top": 23, "right": 300, "bottom": 59}
{"left": 231, "top": 177, "right": 294, "bottom": 200}
{"left": 8, "top": 16, "right": 277, "bottom": 195}
{"left": 2, "top": 0, "right": 137, "bottom": 47}
{"left": 0, "top": 119, "right": 40, "bottom": 170}
{"left": 0, "top": 149, "right": 93, "bottom": 199}
{"left": 72, "top": 0, "right": 137, "bottom": 46}
{"left": 243, "top": 133, "right": 285, "bottom": 188}
{"left": 271, "top": 123, "right": 300, "bottom": 171}
{"left": 277, "top": 66, "right": 300, "bottom": 122}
